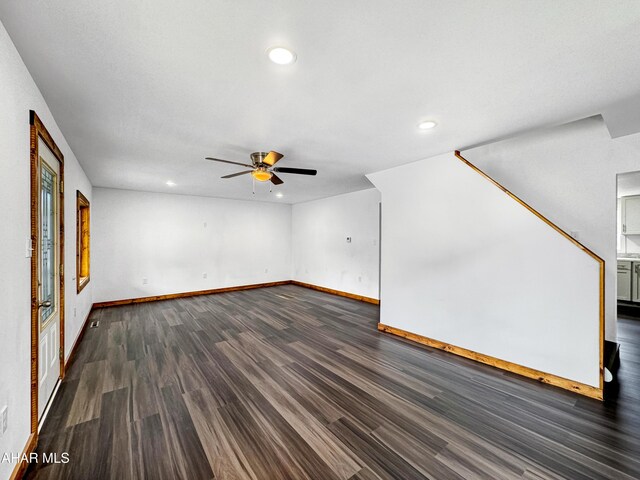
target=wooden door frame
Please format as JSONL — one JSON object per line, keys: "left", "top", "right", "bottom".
{"left": 29, "top": 110, "right": 65, "bottom": 434}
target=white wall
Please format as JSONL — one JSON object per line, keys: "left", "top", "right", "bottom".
{"left": 63, "top": 153, "right": 94, "bottom": 359}
{"left": 92, "top": 188, "right": 292, "bottom": 303}
{"left": 0, "top": 20, "right": 92, "bottom": 480}
{"left": 463, "top": 117, "right": 640, "bottom": 340}
{"left": 368, "top": 151, "right": 601, "bottom": 388}
{"left": 94, "top": 186, "right": 382, "bottom": 303}
{"left": 292, "top": 189, "right": 380, "bottom": 299}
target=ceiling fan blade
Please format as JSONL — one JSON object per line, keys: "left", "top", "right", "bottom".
{"left": 263, "top": 151, "right": 284, "bottom": 166}
{"left": 273, "top": 167, "right": 317, "bottom": 176}
{"left": 221, "top": 170, "right": 254, "bottom": 179}
{"left": 206, "top": 157, "right": 254, "bottom": 168}
{"left": 270, "top": 173, "right": 284, "bottom": 185}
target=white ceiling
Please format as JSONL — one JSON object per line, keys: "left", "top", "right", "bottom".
{"left": 2, "top": 1, "right": 640, "bottom": 204}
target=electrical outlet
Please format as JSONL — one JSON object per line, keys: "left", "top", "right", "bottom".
{"left": 1, "top": 406, "right": 7, "bottom": 435}
{"left": 142, "top": 277, "right": 148, "bottom": 285}
{"left": 346, "top": 237, "right": 352, "bottom": 243}
{"left": 202, "top": 273, "right": 207, "bottom": 279}
{"left": 74, "top": 307, "right": 77, "bottom": 318}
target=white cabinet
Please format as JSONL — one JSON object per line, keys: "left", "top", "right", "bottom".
{"left": 633, "top": 263, "right": 640, "bottom": 303}
{"left": 621, "top": 196, "right": 640, "bottom": 235}
{"left": 618, "top": 261, "right": 632, "bottom": 301}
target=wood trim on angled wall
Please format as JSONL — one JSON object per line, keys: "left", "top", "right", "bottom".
{"left": 92, "top": 281, "right": 293, "bottom": 308}
{"left": 291, "top": 281, "right": 380, "bottom": 304}
{"left": 9, "top": 433, "right": 37, "bottom": 480}
{"left": 378, "top": 323, "right": 603, "bottom": 400}
{"left": 454, "top": 151, "right": 604, "bottom": 263}
{"left": 454, "top": 150, "right": 605, "bottom": 396}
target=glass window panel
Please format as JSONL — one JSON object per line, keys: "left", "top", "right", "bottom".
{"left": 40, "top": 163, "right": 56, "bottom": 324}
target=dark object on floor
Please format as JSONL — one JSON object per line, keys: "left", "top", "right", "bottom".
{"left": 605, "top": 339, "right": 621, "bottom": 377}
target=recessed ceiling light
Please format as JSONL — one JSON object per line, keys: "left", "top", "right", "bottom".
{"left": 166, "top": 180, "right": 176, "bottom": 186}
{"left": 418, "top": 120, "right": 438, "bottom": 130}
{"left": 267, "top": 46, "right": 297, "bottom": 65}
{"left": 275, "top": 192, "right": 284, "bottom": 198}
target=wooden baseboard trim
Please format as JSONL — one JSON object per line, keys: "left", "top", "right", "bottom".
{"left": 64, "top": 307, "right": 93, "bottom": 371}
{"left": 291, "top": 281, "right": 380, "bottom": 305}
{"left": 9, "top": 432, "right": 37, "bottom": 480}
{"left": 377, "top": 323, "right": 603, "bottom": 400}
{"left": 93, "top": 281, "right": 381, "bottom": 309}
{"left": 92, "top": 281, "right": 292, "bottom": 308}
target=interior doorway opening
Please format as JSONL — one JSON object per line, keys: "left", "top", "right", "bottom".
{"left": 617, "top": 170, "right": 640, "bottom": 313}
{"left": 612, "top": 171, "right": 640, "bottom": 398}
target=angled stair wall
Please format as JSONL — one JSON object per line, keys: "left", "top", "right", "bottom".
{"left": 368, "top": 149, "right": 604, "bottom": 399}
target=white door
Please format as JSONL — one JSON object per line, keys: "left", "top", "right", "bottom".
{"left": 633, "top": 263, "right": 640, "bottom": 303}
{"left": 37, "top": 138, "right": 61, "bottom": 419}
{"left": 617, "top": 261, "right": 631, "bottom": 301}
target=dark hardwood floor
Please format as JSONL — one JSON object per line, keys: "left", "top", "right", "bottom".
{"left": 26, "top": 285, "right": 640, "bottom": 479}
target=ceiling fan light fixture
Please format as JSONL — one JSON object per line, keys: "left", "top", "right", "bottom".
{"left": 267, "top": 46, "right": 297, "bottom": 65}
{"left": 251, "top": 169, "right": 273, "bottom": 182}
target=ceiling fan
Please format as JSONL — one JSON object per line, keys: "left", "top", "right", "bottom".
{"left": 205, "top": 151, "right": 317, "bottom": 185}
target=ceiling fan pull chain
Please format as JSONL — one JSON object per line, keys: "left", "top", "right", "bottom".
{"left": 252, "top": 177, "right": 255, "bottom": 195}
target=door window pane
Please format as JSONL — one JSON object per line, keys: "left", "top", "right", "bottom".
{"left": 41, "top": 163, "right": 56, "bottom": 324}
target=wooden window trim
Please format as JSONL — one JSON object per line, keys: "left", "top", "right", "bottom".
{"left": 76, "top": 191, "right": 90, "bottom": 292}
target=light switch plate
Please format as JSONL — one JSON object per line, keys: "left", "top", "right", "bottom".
{"left": 1, "top": 405, "right": 7, "bottom": 435}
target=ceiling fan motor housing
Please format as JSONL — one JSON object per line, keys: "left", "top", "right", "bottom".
{"left": 250, "top": 152, "right": 269, "bottom": 166}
